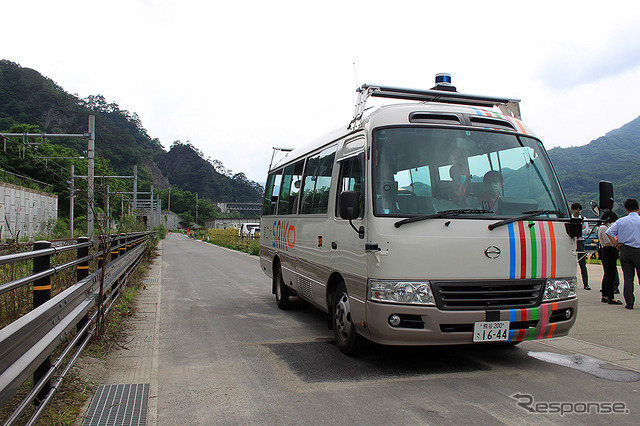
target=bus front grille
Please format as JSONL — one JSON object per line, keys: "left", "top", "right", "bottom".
{"left": 430, "top": 279, "right": 544, "bottom": 310}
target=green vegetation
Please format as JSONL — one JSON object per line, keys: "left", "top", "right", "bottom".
{"left": 0, "top": 60, "right": 263, "bottom": 230}
{"left": 548, "top": 116, "right": 640, "bottom": 217}
{"left": 206, "top": 228, "right": 259, "bottom": 255}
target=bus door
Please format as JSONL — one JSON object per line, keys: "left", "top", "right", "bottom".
{"left": 331, "top": 152, "right": 368, "bottom": 322}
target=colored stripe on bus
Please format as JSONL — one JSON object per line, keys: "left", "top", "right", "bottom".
{"left": 529, "top": 221, "right": 537, "bottom": 278}
{"left": 518, "top": 221, "right": 527, "bottom": 279}
{"left": 538, "top": 221, "right": 547, "bottom": 277}
{"left": 508, "top": 223, "right": 516, "bottom": 279}
{"left": 537, "top": 303, "right": 548, "bottom": 339}
{"left": 548, "top": 222, "right": 557, "bottom": 278}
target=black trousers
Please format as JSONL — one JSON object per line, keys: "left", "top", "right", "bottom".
{"left": 600, "top": 246, "right": 619, "bottom": 300}
{"left": 619, "top": 245, "right": 640, "bottom": 306}
{"left": 576, "top": 240, "right": 588, "bottom": 287}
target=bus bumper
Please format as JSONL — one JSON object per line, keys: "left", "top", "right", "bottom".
{"left": 363, "top": 299, "right": 577, "bottom": 346}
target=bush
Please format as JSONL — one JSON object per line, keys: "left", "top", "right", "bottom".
{"left": 207, "top": 228, "right": 259, "bottom": 255}
{"left": 153, "top": 224, "right": 167, "bottom": 239}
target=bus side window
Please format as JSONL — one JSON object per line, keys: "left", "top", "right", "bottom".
{"left": 336, "top": 155, "right": 363, "bottom": 218}
{"left": 300, "top": 146, "right": 336, "bottom": 214}
{"left": 278, "top": 160, "right": 305, "bottom": 215}
{"left": 263, "top": 171, "right": 282, "bottom": 215}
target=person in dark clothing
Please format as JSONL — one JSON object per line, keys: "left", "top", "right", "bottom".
{"left": 598, "top": 210, "right": 622, "bottom": 304}
{"left": 571, "top": 202, "right": 590, "bottom": 290}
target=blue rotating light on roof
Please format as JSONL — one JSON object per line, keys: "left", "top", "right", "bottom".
{"left": 435, "top": 73, "right": 452, "bottom": 86}
{"left": 432, "top": 73, "right": 457, "bottom": 92}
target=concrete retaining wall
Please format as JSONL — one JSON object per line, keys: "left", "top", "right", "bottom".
{"left": 0, "top": 182, "right": 58, "bottom": 240}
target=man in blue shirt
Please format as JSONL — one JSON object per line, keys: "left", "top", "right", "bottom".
{"left": 606, "top": 198, "right": 640, "bottom": 309}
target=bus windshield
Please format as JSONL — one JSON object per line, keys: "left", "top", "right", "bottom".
{"left": 372, "top": 127, "right": 568, "bottom": 218}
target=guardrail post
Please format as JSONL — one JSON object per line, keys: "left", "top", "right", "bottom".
{"left": 110, "top": 234, "right": 119, "bottom": 262}
{"left": 76, "top": 237, "right": 90, "bottom": 344}
{"left": 119, "top": 234, "right": 127, "bottom": 257}
{"left": 32, "top": 241, "right": 52, "bottom": 405}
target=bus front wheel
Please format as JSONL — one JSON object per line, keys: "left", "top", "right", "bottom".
{"left": 332, "top": 282, "right": 370, "bottom": 355}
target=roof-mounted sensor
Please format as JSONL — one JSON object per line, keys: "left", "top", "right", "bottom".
{"left": 349, "top": 74, "right": 521, "bottom": 129}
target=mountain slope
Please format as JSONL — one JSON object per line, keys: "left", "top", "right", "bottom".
{"left": 0, "top": 60, "right": 262, "bottom": 206}
{"left": 547, "top": 115, "right": 640, "bottom": 210}
{"left": 154, "top": 142, "right": 261, "bottom": 202}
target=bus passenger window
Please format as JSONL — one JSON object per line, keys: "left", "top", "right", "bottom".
{"left": 278, "top": 160, "right": 305, "bottom": 215}
{"left": 263, "top": 171, "right": 282, "bottom": 215}
{"left": 300, "top": 146, "right": 336, "bottom": 214}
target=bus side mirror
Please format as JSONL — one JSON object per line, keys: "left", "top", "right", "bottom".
{"left": 599, "top": 180, "right": 614, "bottom": 210}
{"left": 339, "top": 191, "right": 360, "bottom": 220}
{"left": 339, "top": 191, "right": 364, "bottom": 239}
{"left": 589, "top": 200, "right": 600, "bottom": 217}
{"left": 565, "top": 217, "right": 583, "bottom": 238}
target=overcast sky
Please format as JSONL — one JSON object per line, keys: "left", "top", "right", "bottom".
{"left": 3, "top": 0, "right": 640, "bottom": 183}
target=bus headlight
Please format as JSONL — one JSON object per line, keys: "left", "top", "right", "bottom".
{"left": 368, "top": 280, "right": 436, "bottom": 305}
{"left": 543, "top": 278, "right": 577, "bottom": 301}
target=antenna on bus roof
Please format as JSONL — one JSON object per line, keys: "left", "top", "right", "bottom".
{"left": 353, "top": 62, "right": 359, "bottom": 87}
{"left": 269, "top": 146, "right": 293, "bottom": 170}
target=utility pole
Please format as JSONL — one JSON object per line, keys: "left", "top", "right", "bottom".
{"left": 195, "top": 192, "right": 199, "bottom": 225}
{"left": 133, "top": 165, "right": 138, "bottom": 212}
{"left": 69, "top": 165, "right": 75, "bottom": 238}
{"left": 87, "top": 116, "right": 95, "bottom": 240}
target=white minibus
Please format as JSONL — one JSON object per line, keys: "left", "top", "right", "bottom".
{"left": 260, "top": 75, "right": 580, "bottom": 355}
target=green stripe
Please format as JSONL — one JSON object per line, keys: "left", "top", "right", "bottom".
{"left": 529, "top": 221, "right": 537, "bottom": 278}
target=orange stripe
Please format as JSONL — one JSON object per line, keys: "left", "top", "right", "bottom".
{"left": 33, "top": 285, "right": 51, "bottom": 290}
{"left": 547, "top": 323, "right": 556, "bottom": 338}
{"left": 77, "top": 265, "right": 89, "bottom": 269}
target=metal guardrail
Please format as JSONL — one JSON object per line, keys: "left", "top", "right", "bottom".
{"left": 0, "top": 232, "right": 154, "bottom": 425}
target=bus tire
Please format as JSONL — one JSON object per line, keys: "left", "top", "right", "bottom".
{"left": 332, "top": 282, "right": 370, "bottom": 355}
{"left": 275, "top": 267, "right": 294, "bottom": 310}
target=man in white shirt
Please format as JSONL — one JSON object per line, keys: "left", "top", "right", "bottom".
{"left": 606, "top": 198, "right": 640, "bottom": 309}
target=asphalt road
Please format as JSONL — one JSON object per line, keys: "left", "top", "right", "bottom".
{"left": 153, "top": 234, "right": 640, "bottom": 425}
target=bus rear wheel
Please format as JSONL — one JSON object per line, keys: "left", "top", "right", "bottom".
{"left": 275, "top": 267, "right": 294, "bottom": 310}
{"left": 332, "top": 282, "right": 370, "bottom": 355}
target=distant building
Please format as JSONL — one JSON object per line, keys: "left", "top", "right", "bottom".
{"left": 216, "top": 202, "right": 261, "bottom": 215}
{"left": 204, "top": 217, "right": 261, "bottom": 230}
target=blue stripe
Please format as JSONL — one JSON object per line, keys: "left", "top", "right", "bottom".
{"left": 508, "top": 330, "right": 515, "bottom": 342}
{"left": 508, "top": 223, "right": 516, "bottom": 278}
{"left": 510, "top": 308, "right": 517, "bottom": 322}
{"left": 472, "top": 107, "right": 482, "bottom": 116}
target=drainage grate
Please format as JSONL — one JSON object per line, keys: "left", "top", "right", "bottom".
{"left": 142, "top": 278, "right": 158, "bottom": 284}
{"left": 83, "top": 384, "right": 149, "bottom": 426}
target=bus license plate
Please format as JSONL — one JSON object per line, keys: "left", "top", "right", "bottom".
{"left": 473, "top": 321, "right": 509, "bottom": 342}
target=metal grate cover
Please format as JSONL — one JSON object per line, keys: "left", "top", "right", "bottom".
{"left": 83, "top": 384, "right": 149, "bottom": 426}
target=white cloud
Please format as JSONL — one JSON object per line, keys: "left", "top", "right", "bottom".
{"left": 3, "top": 0, "right": 640, "bottom": 183}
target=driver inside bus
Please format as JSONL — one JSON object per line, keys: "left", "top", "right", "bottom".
{"left": 478, "top": 170, "right": 503, "bottom": 210}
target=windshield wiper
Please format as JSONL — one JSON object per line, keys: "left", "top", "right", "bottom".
{"left": 488, "top": 210, "right": 566, "bottom": 231}
{"left": 394, "top": 209, "right": 494, "bottom": 228}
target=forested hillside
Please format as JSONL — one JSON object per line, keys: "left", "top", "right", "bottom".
{"left": 155, "top": 141, "right": 262, "bottom": 202}
{"left": 0, "top": 60, "right": 263, "bottom": 224}
{"left": 547, "top": 115, "right": 640, "bottom": 215}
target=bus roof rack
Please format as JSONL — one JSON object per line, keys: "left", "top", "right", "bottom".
{"left": 269, "top": 146, "right": 294, "bottom": 170}
{"left": 350, "top": 83, "right": 521, "bottom": 129}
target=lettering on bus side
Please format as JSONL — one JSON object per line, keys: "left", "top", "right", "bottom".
{"left": 273, "top": 220, "right": 296, "bottom": 250}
